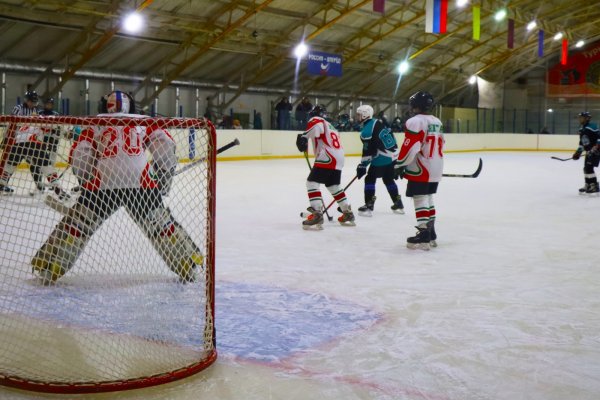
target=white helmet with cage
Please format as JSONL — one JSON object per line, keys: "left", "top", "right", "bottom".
{"left": 356, "top": 104, "right": 374, "bottom": 122}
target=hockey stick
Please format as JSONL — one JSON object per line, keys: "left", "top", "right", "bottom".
{"left": 175, "top": 138, "right": 240, "bottom": 176}
{"left": 45, "top": 139, "right": 241, "bottom": 215}
{"left": 551, "top": 156, "right": 574, "bottom": 161}
{"left": 442, "top": 158, "right": 483, "bottom": 178}
{"left": 300, "top": 175, "right": 359, "bottom": 218}
{"left": 303, "top": 151, "right": 334, "bottom": 222}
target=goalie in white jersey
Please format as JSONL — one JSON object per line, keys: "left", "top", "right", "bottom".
{"left": 395, "top": 91, "right": 444, "bottom": 250}
{"left": 31, "top": 90, "right": 203, "bottom": 284}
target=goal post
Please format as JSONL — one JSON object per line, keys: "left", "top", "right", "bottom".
{"left": 0, "top": 115, "right": 217, "bottom": 393}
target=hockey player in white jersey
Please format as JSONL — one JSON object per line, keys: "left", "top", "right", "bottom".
{"left": 395, "top": 91, "right": 444, "bottom": 250}
{"left": 31, "top": 90, "right": 203, "bottom": 283}
{"left": 296, "top": 104, "right": 354, "bottom": 230}
{"left": 0, "top": 91, "right": 66, "bottom": 196}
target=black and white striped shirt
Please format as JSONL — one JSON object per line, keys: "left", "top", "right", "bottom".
{"left": 12, "top": 103, "right": 39, "bottom": 116}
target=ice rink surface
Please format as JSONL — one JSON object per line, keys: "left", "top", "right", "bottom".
{"left": 1, "top": 151, "right": 599, "bottom": 400}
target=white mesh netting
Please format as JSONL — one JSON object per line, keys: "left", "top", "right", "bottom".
{"left": 0, "top": 115, "right": 216, "bottom": 393}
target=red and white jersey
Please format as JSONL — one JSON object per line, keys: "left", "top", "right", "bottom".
{"left": 397, "top": 113, "right": 444, "bottom": 182}
{"left": 304, "top": 116, "right": 345, "bottom": 170}
{"left": 14, "top": 125, "right": 46, "bottom": 144}
{"left": 70, "top": 113, "right": 177, "bottom": 191}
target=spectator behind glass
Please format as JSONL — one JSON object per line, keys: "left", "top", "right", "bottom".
{"left": 275, "top": 97, "right": 292, "bottom": 130}
{"left": 295, "top": 97, "right": 313, "bottom": 130}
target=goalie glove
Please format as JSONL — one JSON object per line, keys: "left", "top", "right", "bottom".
{"left": 296, "top": 134, "right": 308, "bottom": 152}
{"left": 155, "top": 166, "right": 175, "bottom": 196}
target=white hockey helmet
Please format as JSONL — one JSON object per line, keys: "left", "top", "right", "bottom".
{"left": 101, "top": 90, "right": 133, "bottom": 114}
{"left": 356, "top": 104, "right": 374, "bottom": 122}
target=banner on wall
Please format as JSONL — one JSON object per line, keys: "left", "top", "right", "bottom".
{"left": 307, "top": 51, "right": 343, "bottom": 77}
{"left": 547, "top": 40, "right": 600, "bottom": 97}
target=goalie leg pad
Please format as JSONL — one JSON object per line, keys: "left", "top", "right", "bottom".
{"left": 136, "top": 207, "right": 204, "bottom": 282}
{"left": 31, "top": 202, "right": 104, "bottom": 283}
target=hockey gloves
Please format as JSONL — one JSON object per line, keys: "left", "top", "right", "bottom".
{"left": 356, "top": 164, "right": 367, "bottom": 179}
{"left": 156, "top": 166, "right": 175, "bottom": 196}
{"left": 296, "top": 134, "right": 308, "bottom": 152}
{"left": 572, "top": 150, "right": 582, "bottom": 160}
{"left": 393, "top": 162, "right": 406, "bottom": 180}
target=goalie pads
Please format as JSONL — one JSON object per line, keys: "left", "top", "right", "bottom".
{"left": 137, "top": 207, "right": 203, "bottom": 282}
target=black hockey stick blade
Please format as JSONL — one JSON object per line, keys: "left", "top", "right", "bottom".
{"left": 175, "top": 138, "right": 240, "bottom": 176}
{"left": 551, "top": 156, "right": 574, "bottom": 161}
{"left": 443, "top": 158, "right": 483, "bottom": 178}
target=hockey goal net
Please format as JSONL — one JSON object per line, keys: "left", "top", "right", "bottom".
{"left": 0, "top": 115, "right": 217, "bottom": 393}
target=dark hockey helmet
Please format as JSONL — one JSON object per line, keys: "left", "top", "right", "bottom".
{"left": 309, "top": 104, "right": 327, "bottom": 118}
{"left": 44, "top": 97, "right": 55, "bottom": 104}
{"left": 409, "top": 91, "right": 434, "bottom": 112}
{"left": 578, "top": 111, "right": 591, "bottom": 119}
{"left": 24, "top": 90, "right": 39, "bottom": 103}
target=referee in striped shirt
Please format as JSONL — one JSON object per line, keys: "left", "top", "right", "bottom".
{"left": 12, "top": 91, "right": 39, "bottom": 116}
{"left": 1, "top": 91, "right": 45, "bottom": 193}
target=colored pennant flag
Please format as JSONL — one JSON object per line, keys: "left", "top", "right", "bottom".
{"left": 538, "top": 30, "right": 544, "bottom": 57}
{"left": 425, "top": 0, "right": 448, "bottom": 34}
{"left": 373, "top": 0, "right": 384, "bottom": 13}
{"left": 561, "top": 39, "right": 568, "bottom": 65}
{"left": 472, "top": 5, "right": 480, "bottom": 40}
{"left": 507, "top": 19, "right": 514, "bottom": 49}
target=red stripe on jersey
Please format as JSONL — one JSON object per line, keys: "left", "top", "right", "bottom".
{"left": 140, "top": 163, "right": 159, "bottom": 189}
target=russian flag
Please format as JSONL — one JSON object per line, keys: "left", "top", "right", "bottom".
{"left": 425, "top": 0, "right": 448, "bottom": 34}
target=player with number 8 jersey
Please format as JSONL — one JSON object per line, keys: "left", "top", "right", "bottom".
{"left": 295, "top": 105, "right": 354, "bottom": 229}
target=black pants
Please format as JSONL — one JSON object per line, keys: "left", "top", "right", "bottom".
{"left": 6, "top": 142, "right": 51, "bottom": 185}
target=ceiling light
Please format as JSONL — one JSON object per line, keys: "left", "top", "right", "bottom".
{"left": 123, "top": 12, "right": 143, "bottom": 33}
{"left": 526, "top": 21, "right": 537, "bottom": 31}
{"left": 294, "top": 42, "right": 308, "bottom": 58}
{"left": 547, "top": 108, "right": 553, "bottom": 113}
{"left": 576, "top": 40, "right": 585, "bottom": 48}
{"left": 397, "top": 61, "right": 409, "bottom": 74}
{"left": 494, "top": 9, "right": 507, "bottom": 21}
{"left": 456, "top": 0, "right": 468, "bottom": 7}
{"left": 553, "top": 32, "right": 563, "bottom": 40}
{"left": 468, "top": 75, "right": 477, "bottom": 84}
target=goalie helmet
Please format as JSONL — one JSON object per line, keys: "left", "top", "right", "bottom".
{"left": 409, "top": 91, "right": 434, "bottom": 113}
{"left": 309, "top": 104, "right": 327, "bottom": 118}
{"left": 24, "top": 90, "right": 39, "bottom": 103}
{"left": 100, "top": 90, "right": 136, "bottom": 114}
{"left": 356, "top": 105, "right": 374, "bottom": 122}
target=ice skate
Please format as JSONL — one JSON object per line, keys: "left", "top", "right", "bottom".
{"left": 338, "top": 206, "right": 356, "bottom": 226}
{"left": 585, "top": 182, "right": 599, "bottom": 195}
{"left": 390, "top": 195, "right": 405, "bottom": 214}
{"left": 406, "top": 225, "right": 431, "bottom": 251}
{"left": 302, "top": 210, "right": 324, "bottom": 230}
{"left": 427, "top": 220, "right": 437, "bottom": 247}
{"left": 0, "top": 184, "right": 14, "bottom": 194}
{"left": 358, "top": 196, "right": 375, "bottom": 217}
{"left": 579, "top": 184, "right": 589, "bottom": 194}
